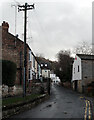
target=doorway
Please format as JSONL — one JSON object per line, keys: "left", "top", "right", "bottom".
{"left": 75, "top": 80, "right": 78, "bottom": 91}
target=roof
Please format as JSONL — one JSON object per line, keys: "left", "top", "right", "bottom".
{"left": 77, "top": 54, "right": 94, "bottom": 60}
{"left": 1, "top": 21, "right": 41, "bottom": 67}
{"left": 40, "top": 63, "right": 50, "bottom": 69}
{"left": 8, "top": 33, "right": 32, "bottom": 50}
{"left": 36, "top": 57, "right": 51, "bottom": 69}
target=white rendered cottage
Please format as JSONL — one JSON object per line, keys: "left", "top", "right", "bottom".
{"left": 72, "top": 54, "right": 94, "bottom": 93}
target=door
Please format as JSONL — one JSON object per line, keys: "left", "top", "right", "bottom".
{"left": 75, "top": 80, "right": 78, "bottom": 91}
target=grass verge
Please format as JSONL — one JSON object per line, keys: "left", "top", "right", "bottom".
{"left": 2, "top": 94, "right": 41, "bottom": 107}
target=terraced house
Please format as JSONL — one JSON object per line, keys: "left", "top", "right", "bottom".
{"left": 1, "top": 21, "right": 42, "bottom": 95}
{"left": 30, "top": 51, "right": 42, "bottom": 81}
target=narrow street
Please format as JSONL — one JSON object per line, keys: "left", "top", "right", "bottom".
{"left": 10, "top": 84, "right": 93, "bottom": 119}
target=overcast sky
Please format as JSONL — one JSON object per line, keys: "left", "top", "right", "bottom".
{"left": 0, "top": 0, "right": 93, "bottom": 60}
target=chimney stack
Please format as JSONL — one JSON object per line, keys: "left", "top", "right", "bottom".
{"left": 2, "top": 21, "right": 9, "bottom": 32}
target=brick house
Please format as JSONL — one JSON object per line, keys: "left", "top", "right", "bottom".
{"left": 2, "top": 21, "right": 32, "bottom": 91}
{"left": 72, "top": 54, "right": 94, "bottom": 93}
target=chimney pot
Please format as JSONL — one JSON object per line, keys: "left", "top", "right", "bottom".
{"left": 2, "top": 21, "right": 9, "bottom": 32}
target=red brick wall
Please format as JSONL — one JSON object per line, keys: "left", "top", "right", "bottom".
{"left": 2, "top": 24, "right": 30, "bottom": 86}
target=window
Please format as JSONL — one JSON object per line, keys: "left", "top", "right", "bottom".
{"left": 74, "top": 68, "right": 75, "bottom": 74}
{"left": 29, "top": 51, "right": 31, "bottom": 62}
{"left": 45, "top": 64, "right": 47, "bottom": 67}
{"left": 33, "top": 57, "right": 35, "bottom": 68}
{"left": 28, "top": 69, "right": 32, "bottom": 80}
{"left": 78, "top": 65, "right": 79, "bottom": 72}
{"left": 41, "top": 64, "right": 43, "bottom": 67}
{"left": 29, "top": 69, "right": 31, "bottom": 79}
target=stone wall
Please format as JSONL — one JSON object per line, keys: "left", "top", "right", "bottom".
{"left": 82, "top": 60, "right": 94, "bottom": 84}
{"left": 27, "top": 82, "right": 48, "bottom": 95}
{"left": 72, "top": 81, "right": 75, "bottom": 91}
{"left": 63, "top": 81, "right": 71, "bottom": 88}
{"left": 77, "top": 80, "right": 82, "bottom": 93}
{"left": 2, "top": 85, "right": 23, "bottom": 97}
{"left": 82, "top": 78, "right": 94, "bottom": 86}
{"left": 2, "top": 81, "right": 49, "bottom": 98}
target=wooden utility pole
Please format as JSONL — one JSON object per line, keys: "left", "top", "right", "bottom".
{"left": 18, "top": 3, "right": 34, "bottom": 97}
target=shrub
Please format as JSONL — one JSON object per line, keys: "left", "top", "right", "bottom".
{"left": 2, "top": 60, "right": 17, "bottom": 87}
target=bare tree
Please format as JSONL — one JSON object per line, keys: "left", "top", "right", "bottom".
{"left": 73, "top": 41, "right": 93, "bottom": 55}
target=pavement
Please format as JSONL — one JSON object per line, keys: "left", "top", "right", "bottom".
{"left": 10, "top": 84, "right": 93, "bottom": 119}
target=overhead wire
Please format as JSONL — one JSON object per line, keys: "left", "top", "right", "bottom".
{"left": 32, "top": 8, "right": 49, "bottom": 45}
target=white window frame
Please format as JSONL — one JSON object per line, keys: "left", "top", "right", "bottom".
{"left": 29, "top": 51, "right": 32, "bottom": 62}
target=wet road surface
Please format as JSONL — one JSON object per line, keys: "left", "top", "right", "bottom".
{"left": 11, "top": 84, "right": 92, "bottom": 119}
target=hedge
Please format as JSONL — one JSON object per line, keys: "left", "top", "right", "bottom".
{"left": 2, "top": 60, "right": 17, "bottom": 87}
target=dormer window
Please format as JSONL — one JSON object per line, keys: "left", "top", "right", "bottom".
{"left": 41, "top": 64, "right": 43, "bottom": 67}
{"left": 45, "top": 64, "right": 47, "bottom": 67}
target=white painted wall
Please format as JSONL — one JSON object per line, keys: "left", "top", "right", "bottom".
{"left": 50, "top": 74, "right": 56, "bottom": 79}
{"left": 50, "top": 74, "right": 60, "bottom": 83}
{"left": 92, "top": 2, "right": 94, "bottom": 54}
{"left": 28, "top": 50, "right": 32, "bottom": 80}
{"left": 53, "top": 77, "right": 60, "bottom": 83}
{"left": 31, "top": 54, "right": 34, "bottom": 72}
{"left": 42, "top": 69, "right": 50, "bottom": 78}
{"left": 72, "top": 55, "right": 82, "bottom": 81}
{"left": 35, "top": 60, "right": 38, "bottom": 79}
{"left": 38, "top": 65, "right": 41, "bottom": 79}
